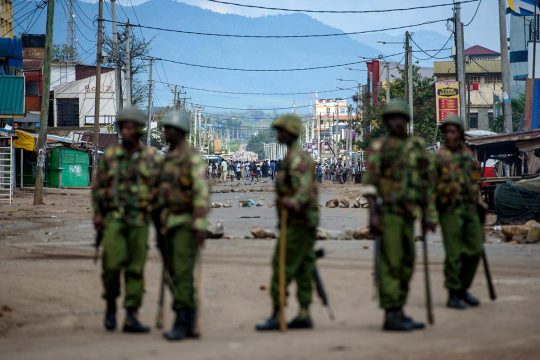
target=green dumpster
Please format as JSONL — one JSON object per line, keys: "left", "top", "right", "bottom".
{"left": 46, "top": 148, "right": 90, "bottom": 188}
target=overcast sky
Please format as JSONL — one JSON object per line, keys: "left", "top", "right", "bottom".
{"left": 87, "top": 0, "right": 501, "bottom": 51}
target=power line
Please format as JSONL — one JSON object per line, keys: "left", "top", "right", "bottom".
{"left": 152, "top": 80, "right": 358, "bottom": 96}
{"left": 205, "top": 0, "right": 479, "bottom": 14}
{"left": 99, "top": 18, "right": 449, "bottom": 38}
{"left": 464, "top": 0, "right": 482, "bottom": 26}
{"left": 410, "top": 33, "right": 453, "bottom": 60}
{"left": 149, "top": 51, "right": 404, "bottom": 72}
{"left": 1, "top": 1, "right": 46, "bottom": 38}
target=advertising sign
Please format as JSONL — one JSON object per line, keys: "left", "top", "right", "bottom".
{"left": 435, "top": 81, "right": 460, "bottom": 124}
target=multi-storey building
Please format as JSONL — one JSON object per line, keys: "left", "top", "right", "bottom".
{"left": 434, "top": 46, "right": 503, "bottom": 130}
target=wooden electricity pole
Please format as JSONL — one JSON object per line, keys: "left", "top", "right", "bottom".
{"left": 34, "top": 0, "right": 55, "bottom": 205}
{"left": 92, "top": 0, "right": 104, "bottom": 185}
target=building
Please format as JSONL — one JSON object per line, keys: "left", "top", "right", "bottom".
{"left": 0, "top": 0, "right": 13, "bottom": 39}
{"left": 314, "top": 98, "right": 351, "bottom": 161}
{"left": 52, "top": 70, "right": 122, "bottom": 127}
{"left": 434, "top": 46, "right": 503, "bottom": 130}
{"left": 0, "top": 36, "right": 24, "bottom": 124}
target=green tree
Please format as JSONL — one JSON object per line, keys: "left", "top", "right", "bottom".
{"left": 103, "top": 29, "right": 151, "bottom": 106}
{"left": 358, "top": 64, "right": 438, "bottom": 149}
{"left": 246, "top": 129, "right": 276, "bottom": 159}
{"left": 52, "top": 43, "right": 78, "bottom": 62}
{"left": 490, "top": 92, "right": 525, "bottom": 133}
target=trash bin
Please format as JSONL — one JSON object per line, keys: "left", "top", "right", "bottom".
{"left": 46, "top": 148, "right": 90, "bottom": 188}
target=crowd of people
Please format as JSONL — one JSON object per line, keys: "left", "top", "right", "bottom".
{"left": 207, "top": 158, "right": 365, "bottom": 184}
{"left": 207, "top": 159, "right": 283, "bottom": 182}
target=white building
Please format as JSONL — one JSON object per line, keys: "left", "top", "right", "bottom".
{"left": 53, "top": 71, "right": 123, "bottom": 127}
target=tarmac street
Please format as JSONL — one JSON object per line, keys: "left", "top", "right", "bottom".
{"left": 1, "top": 184, "right": 539, "bottom": 360}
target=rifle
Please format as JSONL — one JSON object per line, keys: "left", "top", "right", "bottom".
{"left": 477, "top": 202, "right": 497, "bottom": 301}
{"left": 421, "top": 223, "right": 434, "bottom": 325}
{"left": 93, "top": 232, "right": 103, "bottom": 264}
{"left": 313, "top": 249, "right": 335, "bottom": 321}
{"left": 155, "top": 264, "right": 166, "bottom": 329}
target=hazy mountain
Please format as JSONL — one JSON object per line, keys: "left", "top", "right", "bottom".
{"left": 17, "top": 0, "right": 443, "bottom": 111}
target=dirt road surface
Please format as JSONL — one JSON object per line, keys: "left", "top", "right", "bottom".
{"left": 1, "top": 183, "right": 539, "bottom": 360}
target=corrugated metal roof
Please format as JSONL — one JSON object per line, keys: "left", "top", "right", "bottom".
{"left": 434, "top": 60, "right": 501, "bottom": 75}
{"left": 0, "top": 75, "right": 25, "bottom": 117}
{"left": 464, "top": 45, "right": 500, "bottom": 57}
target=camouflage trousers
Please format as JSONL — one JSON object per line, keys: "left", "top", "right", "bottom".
{"left": 440, "top": 205, "right": 483, "bottom": 291}
{"left": 164, "top": 225, "right": 199, "bottom": 310}
{"left": 379, "top": 212, "right": 415, "bottom": 310}
{"left": 101, "top": 219, "right": 149, "bottom": 309}
{"left": 270, "top": 225, "right": 316, "bottom": 309}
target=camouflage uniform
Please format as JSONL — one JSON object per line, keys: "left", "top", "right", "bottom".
{"left": 435, "top": 144, "right": 483, "bottom": 293}
{"left": 271, "top": 141, "right": 319, "bottom": 310}
{"left": 92, "top": 144, "right": 160, "bottom": 310}
{"left": 364, "top": 135, "right": 437, "bottom": 310}
{"left": 156, "top": 141, "right": 209, "bottom": 311}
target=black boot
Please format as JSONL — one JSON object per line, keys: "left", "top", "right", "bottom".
{"left": 383, "top": 309, "right": 414, "bottom": 331}
{"left": 287, "top": 308, "right": 314, "bottom": 329}
{"left": 461, "top": 290, "right": 480, "bottom": 307}
{"left": 255, "top": 307, "right": 280, "bottom": 331}
{"left": 185, "top": 309, "right": 199, "bottom": 338}
{"left": 447, "top": 290, "right": 467, "bottom": 310}
{"left": 163, "top": 309, "right": 188, "bottom": 341}
{"left": 123, "top": 308, "right": 150, "bottom": 333}
{"left": 104, "top": 299, "right": 117, "bottom": 331}
{"left": 398, "top": 309, "right": 425, "bottom": 330}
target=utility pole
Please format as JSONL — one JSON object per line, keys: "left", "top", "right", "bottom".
{"left": 386, "top": 61, "right": 391, "bottom": 102}
{"left": 497, "top": 0, "right": 513, "bottom": 132}
{"left": 406, "top": 31, "right": 414, "bottom": 134}
{"left": 125, "top": 21, "right": 132, "bottom": 106}
{"left": 111, "top": 0, "right": 123, "bottom": 111}
{"left": 33, "top": 0, "right": 55, "bottom": 205}
{"left": 173, "top": 84, "right": 178, "bottom": 109}
{"left": 403, "top": 34, "right": 409, "bottom": 102}
{"left": 92, "top": 0, "right": 104, "bottom": 185}
{"left": 146, "top": 58, "right": 153, "bottom": 146}
{"left": 66, "top": 0, "right": 76, "bottom": 60}
{"left": 454, "top": 2, "right": 467, "bottom": 129}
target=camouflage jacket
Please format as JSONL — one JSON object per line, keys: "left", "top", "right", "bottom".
{"left": 276, "top": 142, "right": 319, "bottom": 228}
{"left": 434, "top": 145, "right": 480, "bottom": 212}
{"left": 92, "top": 144, "right": 160, "bottom": 226}
{"left": 363, "top": 134, "right": 437, "bottom": 223}
{"left": 155, "top": 142, "right": 209, "bottom": 233}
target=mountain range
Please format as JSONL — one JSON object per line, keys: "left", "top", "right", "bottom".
{"left": 18, "top": 0, "right": 453, "bottom": 112}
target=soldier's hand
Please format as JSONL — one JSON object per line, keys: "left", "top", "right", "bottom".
{"left": 94, "top": 214, "right": 104, "bottom": 234}
{"left": 195, "top": 231, "right": 206, "bottom": 249}
{"left": 369, "top": 212, "right": 382, "bottom": 235}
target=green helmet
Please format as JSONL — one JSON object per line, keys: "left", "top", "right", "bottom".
{"left": 440, "top": 115, "right": 465, "bottom": 132}
{"left": 161, "top": 110, "right": 191, "bottom": 133}
{"left": 382, "top": 99, "right": 411, "bottom": 122}
{"left": 116, "top": 106, "right": 146, "bottom": 126}
{"left": 272, "top": 113, "right": 302, "bottom": 136}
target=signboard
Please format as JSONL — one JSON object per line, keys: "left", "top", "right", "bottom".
{"left": 435, "top": 81, "right": 460, "bottom": 124}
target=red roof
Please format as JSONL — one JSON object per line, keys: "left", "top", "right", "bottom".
{"left": 465, "top": 45, "right": 500, "bottom": 57}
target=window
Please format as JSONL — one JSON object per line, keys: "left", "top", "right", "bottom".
{"left": 485, "top": 76, "right": 501, "bottom": 84}
{"left": 488, "top": 112, "right": 494, "bottom": 128}
{"left": 339, "top": 107, "right": 346, "bottom": 114}
{"left": 469, "top": 113, "right": 479, "bottom": 129}
{"left": 468, "top": 76, "right": 481, "bottom": 84}
{"left": 26, "top": 81, "right": 40, "bottom": 96}
{"left": 57, "top": 98, "right": 79, "bottom": 127}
